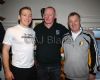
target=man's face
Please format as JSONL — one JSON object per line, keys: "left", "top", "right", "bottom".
{"left": 19, "top": 9, "right": 32, "bottom": 27}
{"left": 43, "top": 8, "right": 56, "bottom": 25}
{"left": 68, "top": 15, "right": 80, "bottom": 32}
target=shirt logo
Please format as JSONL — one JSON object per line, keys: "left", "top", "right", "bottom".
{"left": 79, "top": 41, "right": 84, "bottom": 46}
{"left": 56, "top": 30, "right": 60, "bottom": 35}
{"left": 22, "top": 33, "right": 34, "bottom": 44}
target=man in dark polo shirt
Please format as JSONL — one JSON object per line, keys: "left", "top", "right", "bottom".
{"left": 34, "top": 6, "right": 69, "bottom": 80}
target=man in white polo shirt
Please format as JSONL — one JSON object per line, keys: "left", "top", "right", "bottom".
{"left": 2, "top": 6, "right": 35, "bottom": 80}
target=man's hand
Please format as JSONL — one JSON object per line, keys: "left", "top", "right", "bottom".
{"left": 2, "top": 44, "right": 14, "bottom": 80}
{"left": 5, "top": 70, "right": 14, "bottom": 80}
{"left": 88, "top": 74, "right": 95, "bottom": 80}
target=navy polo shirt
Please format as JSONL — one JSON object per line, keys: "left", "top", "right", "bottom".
{"left": 34, "top": 22, "right": 68, "bottom": 66}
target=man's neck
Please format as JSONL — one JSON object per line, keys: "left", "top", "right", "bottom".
{"left": 72, "top": 30, "right": 80, "bottom": 33}
{"left": 20, "top": 23, "right": 28, "bottom": 28}
{"left": 44, "top": 22, "right": 54, "bottom": 29}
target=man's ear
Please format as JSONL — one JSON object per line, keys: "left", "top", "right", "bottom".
{"left": 18, "top": 15, "right": 20, "bottom": 24}
{"left": 43, "top": 14, "right": 45, "bottom": 19}
{"left": 18, "top": 15, "right": 20, "bottom": 20}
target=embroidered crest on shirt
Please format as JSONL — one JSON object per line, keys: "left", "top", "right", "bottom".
{"left": 79, "top": 41, "right": 84, "bottom": 46}
{"left": 56, "top": 30, "right": 60, "bottom": 35}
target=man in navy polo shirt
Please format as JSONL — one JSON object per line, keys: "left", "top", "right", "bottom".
{"left": 34, "top": 6, "right": 69, "bottom": 80}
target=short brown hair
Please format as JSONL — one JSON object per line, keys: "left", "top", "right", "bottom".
{"left": 68, "top": 12, "right": 80, "bottom": 21}
{"left": 45, "top": 6, "right": 56, "bottom": 14}
{"left": 19, "top": 6, "right": 32, "bottom": 16}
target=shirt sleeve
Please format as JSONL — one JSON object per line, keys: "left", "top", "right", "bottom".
{"left": 3, "top": 28, "right": 13, "bottom": 46}
{"left": 89, "top": 33, "right": 98, "bottom": 74}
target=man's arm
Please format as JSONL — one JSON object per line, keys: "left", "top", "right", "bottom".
{"left": 88, "top": 33, "right": 98, "bottom": 80}
{"left": 2, "top": 44, "right": 14, "bottom": 80}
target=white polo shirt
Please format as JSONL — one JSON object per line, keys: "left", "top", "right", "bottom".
{"left": 3, "top": 24, "right": 35, "bottom": 68}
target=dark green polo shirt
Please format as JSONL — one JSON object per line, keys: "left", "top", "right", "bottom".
{"left": 34, "top": 22, "right": 68, "bottom": 66}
